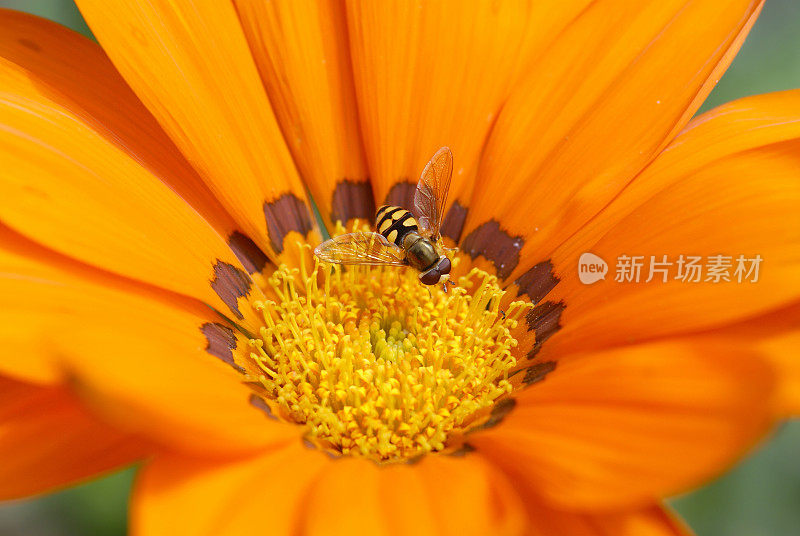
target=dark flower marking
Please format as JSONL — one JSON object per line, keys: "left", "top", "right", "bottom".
{"left": 17, "top": 38, "right": 41, "bottom": 52}
{"left": 474, "top": 397, "right": 517, "bottom": 431}
{"left": 210, "top": 261, "right": 251, "bottom": 320}
{"left": 448, "top": 443, "right": 476, "bottom": 457}
{"left": 460, "top": 220, "right": 523, "bottom": 280}
{"left": 228, "top": 231, "right": 270, "bottom": 274}
{"left": 248, "top": 394, "right": 278, "bottom": 421}
{"left": 515, "top": 260, "right": 560, "bottom": 304}
{"left": 513, "top": 260, "right": 564, "bottom": 362}
{"left": 526, "top": 301, "right": 566, "bottom": 359}
{"left": 200, "top": 322, "right": 244, "bottom": 373}
{"left": 440, "top": 201, "right": 468, "bottom": 243}
{"left": 303, "top": 437, "right": 342, "bottom": 459}
{"left": 384, "top": 180, "right": 416, "bottom": 208}
{"left": 263, "top": 193, "right": 313, "bottom": 254}
{"left": 522, "top": 361, "right": 557, "bottom": 385}
{"left": 331, "top": 179, "right": 376, "bottom": 223}
{"left": 405, "top": 453, "right": 425, "bottom": 465}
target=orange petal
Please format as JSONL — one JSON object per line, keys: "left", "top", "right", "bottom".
{"left": 52, "top": 300, "right": 297, "bottom": 457}
{"left": 402, "top": 453, "right": 526, "bottom": 536}
{"left": 0, "top": 227, "right": 294, "bottom": 454}
{"left": 345, "top": 0, "right": 595, "bottom": 240}
{"left": 472, "top": 339, "right": 774, "bottom": 511}
{"left": 0, "top": 58, "right": 265, "bottom": 327}
{"left": 524, "top": 91, "right": 800, "bottom": 360}
{"left": 765, "top": 330, "right": 800, "bottom": 416}
{"left": 0, "top": 223, "right": 207, "bottom": 384}
{"left": 133, "top": 442, "right": 525, "bottom": 536}
{"left": 131, "top": 442, "right": 328, "bottom": 536}
{"left": 75, "top": 0, "right": 317, "bottom": 259}
{"left": 301, "top": 453, "right": 525, "bottom": 536}
{"left": 462, "top": 0, "right": 762, "bottom": 276}
{"left": 300, "top": 458, "right": 389, "bottom": 536}
{"left": 234, "top": 0, "right": 371, "bottom": 229}
{"left": 523, "top": 501, "right": 692, "bottom": 536}
{"left": 699, "top": 302, "right": 800, "bottom": 417}
{"left": 749, "top": 315, "right": 800, "bottom": 418}
{"left": 0, "top": 10, "right": 241, "bottom": 239}
{"left": 0, "top": 375, "right": 147, "bottom": 500}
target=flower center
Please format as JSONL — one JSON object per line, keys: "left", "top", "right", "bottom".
{"left": 245, "top": 229, "right": 531, "bottom": 463}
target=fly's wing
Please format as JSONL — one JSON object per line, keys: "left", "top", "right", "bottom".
{"left": 314, "top": 232, "right": 408, "bottom": 266}
{"left": 414, "top": 146, "right": 453, "bottom": 239}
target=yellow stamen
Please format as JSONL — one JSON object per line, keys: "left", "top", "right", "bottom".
{"left": 246, "top": 224, "right": 532, "bottom": 463}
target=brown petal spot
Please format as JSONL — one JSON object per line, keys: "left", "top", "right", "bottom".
{"left": 478, "top": 397, "right": 517, "bottom": 430}
{"left": 210, "top": 261, "right": 251, "bottom": 320}
{"left": 17, "top": 39, "right": 41, "bottom": 52}
{"left": 228, "top": 231, "right": 270, "bottom": 274}
{"left": 384, "top": 180, "right": 416, "bottom": 208}
{"left": 303, "top": 438, "right": 342, "bottom": 459}
{"left": 440, "top": 201, "right": 468, "bottom": 243}
{"left": 515, "top": 260, "right": 560, "bottom": 303}
{"left": 331, "top": 180, "right": 376, "bottom": 223}
{"left": 526, "top": 301, "right": 565, "bottom": 358}
{"left": 200, "top": 322, "right": 244, "bottom": 373}
{"left": 448, "top": 443, "right": 476, "bottom": 457}
{"left": 248, "top": 394, "right": 278, "bottom": 421}
{"left": 522, "top": 361, "right": 557, "bottom": 385}
{"left": 460, "top": 220, "right": 523, "bottom": 279}
{"left": 263, "top": 193, "right": 313, "bottom": 254}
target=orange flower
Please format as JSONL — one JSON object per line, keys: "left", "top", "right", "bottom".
{"left": 0, "top": 1, "right": 797, "bottom": 535}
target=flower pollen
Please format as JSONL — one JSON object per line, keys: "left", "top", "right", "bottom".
{"left": 246, "top": 228, "right": 532, "bottom": 463}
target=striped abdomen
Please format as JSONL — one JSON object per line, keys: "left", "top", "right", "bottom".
{"left": 375, "top": 205, "right": 419, "bottom": 246}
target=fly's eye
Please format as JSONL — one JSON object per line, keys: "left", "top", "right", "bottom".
{"left": 419, "top": 269, "right": 441, "bottom": 285}
{"left": 437, "top": 256, "right": 451, "bottom": 275}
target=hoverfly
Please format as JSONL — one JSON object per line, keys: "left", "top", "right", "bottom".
{"left": 314, "top": 146, "right": 454, "bottom": 289}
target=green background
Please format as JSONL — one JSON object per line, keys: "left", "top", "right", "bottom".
{"left": 0, "top": 1, "right": 798, "bottom": 534}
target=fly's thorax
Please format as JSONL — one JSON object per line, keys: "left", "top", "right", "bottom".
{"left": 403, "top": 232, "right": 439, "bottom": 271}
{"left": 375, "top": 205, "right": 419, "bottom": 246}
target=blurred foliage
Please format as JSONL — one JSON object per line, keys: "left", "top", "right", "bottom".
{"left": 671, "top": 423, "right": 800, "bottom": 536}
{"left": 0, "top": 0, "right": 798, "bottom": 535}
{"left": 0, "top": 469, "right": 134, "bottom": 535}
{"left": 0, "top": 0, "right": 91, "bottom": 38}
{"left": 697, "top": 0, "right": 800, "bottom": 112}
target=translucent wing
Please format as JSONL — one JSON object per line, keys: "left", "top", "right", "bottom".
{"left": 414, "top": 146, "right": 453, "bottom": 239}
{"left": 314, "top": 232, "right": 408, "bottom": 266}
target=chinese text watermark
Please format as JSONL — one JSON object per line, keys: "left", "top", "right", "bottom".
{"left": 578, "top": 254, "right": 762, "bottom": 285}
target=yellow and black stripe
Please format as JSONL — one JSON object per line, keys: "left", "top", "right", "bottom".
{"left": 375, "top": 205, "right": 419, "bottom": 246}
